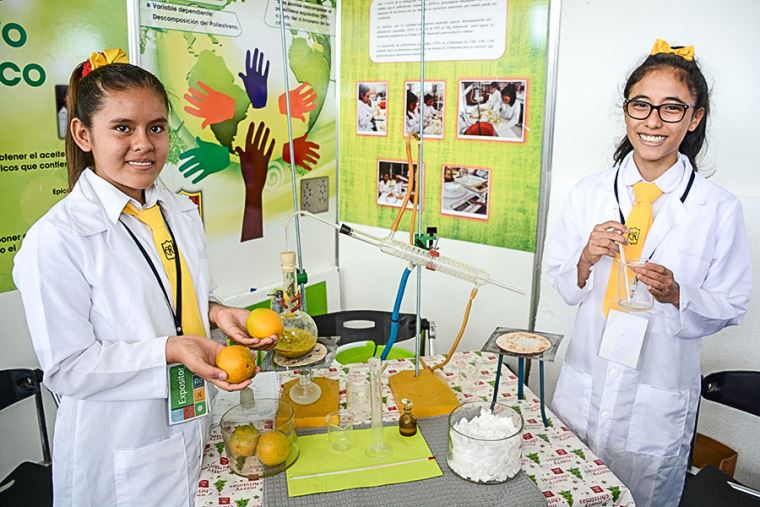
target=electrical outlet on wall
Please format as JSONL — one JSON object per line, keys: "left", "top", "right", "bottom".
{"left": 300, "top": 176, "right": 329, "bottom": 214}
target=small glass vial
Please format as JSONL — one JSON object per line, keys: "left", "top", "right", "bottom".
{"left": 399, "top": 398, "right": 417, "bottom": 437}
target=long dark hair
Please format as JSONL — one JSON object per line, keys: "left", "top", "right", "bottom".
{"left": 613, "top": 52, "right": 710, "bottom": 171}
{"left": 65, "top": 62, "right": 169, "bottom": 189}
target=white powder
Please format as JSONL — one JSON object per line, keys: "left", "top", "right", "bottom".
{"left": 448, "top": 407, "right": 522, "bottom": 482}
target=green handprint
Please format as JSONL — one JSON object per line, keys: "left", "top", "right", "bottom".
{"left": 178, "top": 137, "right": 230, "bottom": 184}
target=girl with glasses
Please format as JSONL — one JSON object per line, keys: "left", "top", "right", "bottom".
{"left": 543, "top": 41, "right": 752, "bottom": 506}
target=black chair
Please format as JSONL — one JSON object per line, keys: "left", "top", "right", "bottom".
{"left": 0, "top": 368, "right": 53, "bottom": 507}
{"left": 680, "top": 371, "right": 760, "bottom": 506}
{"left": 312, "top": 310, "right": 433, "bottom": 356}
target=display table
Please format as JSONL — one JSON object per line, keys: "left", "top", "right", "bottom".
{"left": 195, "top": 351, "right": 634, "bottom": 506}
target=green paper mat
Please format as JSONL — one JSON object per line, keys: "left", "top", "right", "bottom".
{"left": 286, "top": 426, "right": 442, "bottom": 496}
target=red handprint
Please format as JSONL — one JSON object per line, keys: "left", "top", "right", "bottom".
{"left": 183, "top": 81, "right": 235, "bottom": 129}
{"left": 235, "top": 121, "right": 276, "bottom": 241}
{"left": 282, "top": 133, "right": 320, "bottom": 172}
{"left": 278, "top": 83, "right": 317, "bottom": 122}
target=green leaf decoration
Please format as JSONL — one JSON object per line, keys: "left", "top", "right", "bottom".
{"left": 608, "top": 486, "right": 621, "bottom": 502}
{"left": 234, "top": 500, "right": 250, "bottom": 507}
{"left": 215, "top": 442, "right": 225, "bottom": 454}
{"left": 559, "top": 490, "right": 574, "bottom": 506}
{"left": 537, "top": 433, "right": 550, "bottom": 443}
{"left": 568, "top": 467, "right": 582, "bottom": 480}
{"left": 214, "top": 479, "right": 226, "bottom": 493}
{"left": 511, "top": 405, "right": 522, "bottom": 416}
{"left": 570, "top": 448, "right": 586, "bottom": 460}
{"left": 528, "top": 474, "right": 537, "bottom": 483}
{"left": 527, "top": 452, "right": 540, "bottom": 465}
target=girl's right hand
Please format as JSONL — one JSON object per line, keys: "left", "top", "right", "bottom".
{"left": 580, "top": 221, "right": 628, "bottom": 266}
{"left": 166, "top": 335, "right": 252, "bottom": 391}
{"left": 576, "top": 221, "right": 628, "bottom": 288}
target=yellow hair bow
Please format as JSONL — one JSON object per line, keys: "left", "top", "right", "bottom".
{"left": 650, "top": 39, "right": 694, "bottom": 61}
{"left": 81, "top": 48, "right": 129, "bottom": 78}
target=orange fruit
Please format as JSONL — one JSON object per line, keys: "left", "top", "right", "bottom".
{"left": 256, "top": 430, "right": 290, "bottom": 466}
{"left": 246, "top": 308, "right": 283, "bottom": 339}
{"left": 228, "top": 424, "right": 260, "bottom": 457}
{"left": 215, "top": 345, "right": 256, "bottom": 384}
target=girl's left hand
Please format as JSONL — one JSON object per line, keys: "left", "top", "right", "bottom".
{"left": 210, "top": 304, "right": 278, "bottom": 350}
{"left": 632, "top": 262, "right": 680, "bottom": 308}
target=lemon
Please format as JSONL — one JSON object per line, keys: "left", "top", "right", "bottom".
{"left": 246, "top": 308, "right": 284, "bottom": 339}
{"left": 228, "top": 424, "right": 259, "bottom": 457}
{"left": 256, "top": 430, "right": 290, "bottom": 466}
{"left": 215, "top": 345, "right": 256, "bottom": 384}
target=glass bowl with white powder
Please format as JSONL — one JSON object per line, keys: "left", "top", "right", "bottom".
{"left": 447, "top": 401, "right": 523, "bottom": 483}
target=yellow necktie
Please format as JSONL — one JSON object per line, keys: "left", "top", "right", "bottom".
{"left": 123, "top": 203, "right": 206, "bottom": 337}
{"left": 602, "top": 182, "right": 663, "bottom": 316}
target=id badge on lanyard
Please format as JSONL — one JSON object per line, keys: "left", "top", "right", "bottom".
{"left": 120, "top": 212, "right": 209, "bottom": 425}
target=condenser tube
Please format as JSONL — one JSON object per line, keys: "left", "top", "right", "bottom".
{"left": 344, "top": 227, "right": 524, "bottom": 295}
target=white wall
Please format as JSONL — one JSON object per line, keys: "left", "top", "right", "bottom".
{"left": 534, "top": 0, "right": 760, "bottom": 488}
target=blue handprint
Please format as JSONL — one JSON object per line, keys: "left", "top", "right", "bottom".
{"left": 238, "top": 48, "right": 270, "bottom": 109}
{"left": 178, "top": 137, "right": 231, "bottom": 184}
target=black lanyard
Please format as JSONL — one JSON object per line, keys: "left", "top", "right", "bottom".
{"left": 119, "top": 208, "right": 184, "bottom": 335}
{"left": 613, "top": 166, "right": 695, "bottom": 224}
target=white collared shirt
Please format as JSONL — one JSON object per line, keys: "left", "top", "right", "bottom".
{"left": 83, "top": 168, "right": 176, "bottom": 307}
{"left": 620, "top": 153, "right": 687, "bottom": 218}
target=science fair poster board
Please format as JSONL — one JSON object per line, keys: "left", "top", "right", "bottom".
{"left": 0, "top": 0, "right": 128, "bottom": 292}
{"left": 137, "top": 0, "right": 338, "bottom": 300}
{"left": 339, "top": 0, "right": 549, "bottom": 252}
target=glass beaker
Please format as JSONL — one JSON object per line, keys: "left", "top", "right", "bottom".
{"left": 447, "top": 400, "right": 523, "bottom": 483}
{"left": 220, "top": 397, "right": 299, "bottom": 479}
{"left": 618, "top": 258, "right": 654, "bottom": 312}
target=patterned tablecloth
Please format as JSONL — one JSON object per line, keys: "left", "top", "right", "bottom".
{"left": 195, "top": 351, "right": 635, "bottom": 507}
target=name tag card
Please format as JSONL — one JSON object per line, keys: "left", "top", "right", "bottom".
{"left": 167, "top": 363, "right": 208, "bottom": 425}
{"left": 599, "top": 309, "right": 649, "bottom": 369}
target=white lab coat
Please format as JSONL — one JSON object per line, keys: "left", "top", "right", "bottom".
{"left": 357, "top": 99, "right": 375, "bottom": 131}
{"left": 13, "top": 169, "right": 216, "bottom": 507}
{"left": 405, "top": 108, "right": 420, "bottom": 135}
{"left": 493, "top": 99, "right": 519, "bottom": 129}
{"left": 544, "top": 153, "right": 752, "bottom": 506}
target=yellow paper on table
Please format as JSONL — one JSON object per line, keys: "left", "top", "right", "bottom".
{"left": 286, "top": 426, "right": 442, "bottom": 497}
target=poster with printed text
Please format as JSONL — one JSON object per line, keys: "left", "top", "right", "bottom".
{"left": 339, "top": 0, "right": 549, "bottom": 252}
{"left": 0, "top": 0, "right": 129, "bottom": 292}
{"left": 139, "top": 0, "right": 337, "bottom": 299}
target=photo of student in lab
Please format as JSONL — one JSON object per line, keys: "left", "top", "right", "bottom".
{"left": 440, "top": 165, "right": 490, "bottom": 219}
{"left": 356, "top": 82, "right": 387, "bottom": 136}
{"left": 457, "top": 79, "right": 526, "bottom": 141}
{"left": 404, "top": 81, "right": 445, "bottom": 138}
{"left": 377, "top": 159, "right": 417, "bottom": 209}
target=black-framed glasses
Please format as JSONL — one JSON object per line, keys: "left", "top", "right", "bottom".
{"left": 624, "top": 99, "right": 692, "bottom": 123}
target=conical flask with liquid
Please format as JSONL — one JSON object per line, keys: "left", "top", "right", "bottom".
{"left": 276, "top": 251, "right": 320, "bottom": 405}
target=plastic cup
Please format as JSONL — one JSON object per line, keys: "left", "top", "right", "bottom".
{"left": 326, "top": 409, "right": 354, "bottom": 452}
{"left": 618, "top": 258, "right": 654, "bottom": 312}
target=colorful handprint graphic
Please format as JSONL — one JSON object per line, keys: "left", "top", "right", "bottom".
{"left": 183, "top": 81, "right": 236, "bottom": 129}
{"left": 179, "top": 137, "right": 231, "bottom": 184}
{"left": 238, "top": 48, "right": 270, "bottom": 109}
{"left": 235, "top": 121, "right": 276, "bottom": 241}
{"left": 278, "top": 82, "right": 317, "bottom": 122}
{"left": 282, "top": 133, "right": 320, "bottom": 172}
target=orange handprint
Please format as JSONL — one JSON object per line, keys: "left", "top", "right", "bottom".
{"left": 184, "top": 81, "right": 235, "bottom": 129}
{"left": 283, "top": 133, "right": 320, "bottom": 172}
{"left": 278, "top": 82, "right": 317, "bottom": 122}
